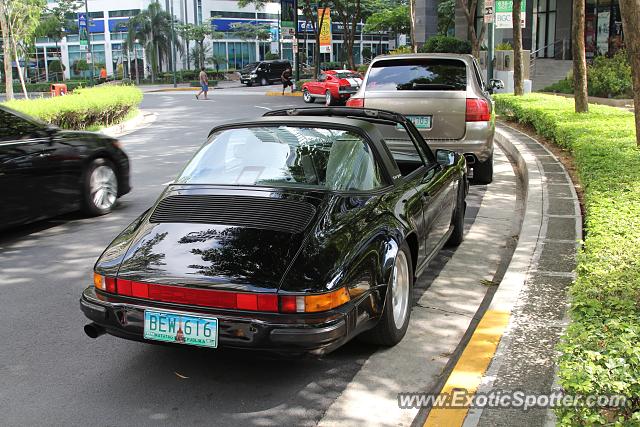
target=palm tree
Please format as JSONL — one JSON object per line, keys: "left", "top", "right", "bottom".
{"left": 126, "top": 2, "right": 174, "bottom": 83}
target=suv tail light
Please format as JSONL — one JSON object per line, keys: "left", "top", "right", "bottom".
{"left": 465, "top": 98, "right": 491, "bottom": 122}
{"left": 346, "top": 97, "right": 364, "bottom": 108}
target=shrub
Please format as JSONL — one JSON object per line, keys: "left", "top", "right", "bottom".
{"left": 357, "top": 64, "right": 369, "bottom": 74}
{"left": 542, "top": 51, "right": 633, "bottom": 98}
{"left": 588, "top": 50, "right": 633, "bottom": 98}
{"left": 72, "top": 59, "right": 89, "bottom": 76}
{"left": 2, "top": 85, "right": 143, "bottom": 130}
{"left": 48, "top": 60, "right": 65, "bottom": 73}
{"left": 320, "top": 61, "right": 346, "bottom": 71}
{"left": 264, "top": 52, "right": 280, "bottom": 60}
{"left": 0, "top": 80, "right": 88, "bottom": 93}
{"left": 495, "top": 42, "right": 513, "bottom": 51}
{"left": 388, "top": 45, "right": 413, "bottom": 55}
{"left": 420, "top": 35, "right": 471, "bottom": 54}
{"left": 495, "top": 93, "right": 640, "bottom": 425}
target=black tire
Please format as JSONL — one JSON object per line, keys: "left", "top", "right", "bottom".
{"left": 260, "top": 77, "right": 269, "bottom": 86}
{"left": 446, "top": 180, "right": 466, "bottom": 247}
{"left": 81, "top": 158, "right": 118, "bottom": 216}
{"left": 473, "top": 154, "right": 493, "bottom": 184}
{"left": 325, "top": 90, "right": 334, "bottom": 106}
{"left": 360, "top": 241, "right": 413, "bottom": 346}
{"left": 303, "top": 89, "right": 314, "bottom": 103}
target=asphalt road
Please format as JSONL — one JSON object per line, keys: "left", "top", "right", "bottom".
{"left": 0, "top": 88, "right": 488, "bottom": 426}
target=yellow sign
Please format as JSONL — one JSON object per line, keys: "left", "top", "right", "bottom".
{"left": 318, "top": 8, "right": 332, "bottom": 54}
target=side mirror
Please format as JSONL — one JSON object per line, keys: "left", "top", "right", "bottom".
{"left": 435, "top": 149, "right": 457, "bottom": 167}
{"left": 488, "top": 78, "right": 505, "bottom": 93}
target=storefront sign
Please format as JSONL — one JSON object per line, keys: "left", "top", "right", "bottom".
{"left": 281, "top": 0, "right": 296, "bottom": 36}
{"left": 495, "top": 0, "right": 526, "bottom": 29}
{"left": 318, "top": 8, "right": 331, "bottom": 53}
{"left": 78, "top": 13, "right": 88, "bottom": 46}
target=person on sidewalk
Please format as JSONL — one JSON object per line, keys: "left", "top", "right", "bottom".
{"left": 281, "top": 67, "right": 293, "bottom": 95}
{"left": 196, "top": 67, "right": 209, "bottom": 100}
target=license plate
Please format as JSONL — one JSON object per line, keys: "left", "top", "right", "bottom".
{"left": 144, "top": 309, "right": 218, "bottom": 348}
{"left": 407, "top": 115, "right": 432, "bottom": 129}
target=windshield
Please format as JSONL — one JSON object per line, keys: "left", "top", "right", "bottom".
{"left": 334, "top": 72, "right": 361, "bottom": 79}
{"left": 366, "top": 58, "right": 467, "bottom": 91}
{"left": 241, "top": 62, "right": 260, "bottom": 71}
{"left": 177, "top": 126, "right": 384, "bottom": 191}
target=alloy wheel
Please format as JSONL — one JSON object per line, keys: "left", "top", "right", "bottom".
{"left": 90, "top": 165, "right": 118, "bottom": 211}
{"left": 391, "top": 250, "right": 410, "bottom": 329}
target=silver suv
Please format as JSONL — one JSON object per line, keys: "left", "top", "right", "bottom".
{"left": 347, "top": 53, "right": 503, "bottom": 184}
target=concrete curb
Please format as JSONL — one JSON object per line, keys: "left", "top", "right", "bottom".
{"left": 100, "top": 109, "right": 153, "bottom": 138}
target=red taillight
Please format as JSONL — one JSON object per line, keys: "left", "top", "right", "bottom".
{"left": 465, "top": 98, "right": 491, "bottom": 122}
{"left": 346, "top": 97, "right": 364, "bottom": 108}
{"left": 94, "top": 275, "right": 348, "bottom": 313}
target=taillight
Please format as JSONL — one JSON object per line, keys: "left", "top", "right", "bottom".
{"left": 346, "top": 97, "right": 364, "bottom": 108}
{"left": 92, "top": 274, "right": 349, "bottom": 313}
{"left": 280, "top": 288, "right": 350, "bottom": 313}
{"left": 466, "top": 98, "right": 491, "bottom": 122}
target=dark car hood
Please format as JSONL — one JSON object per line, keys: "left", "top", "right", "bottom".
{"left": 104, "top": 187, "right": 330, "bottom": 292}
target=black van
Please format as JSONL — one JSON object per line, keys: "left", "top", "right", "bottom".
{"left": 239, "top": 60, "right": 292, "bottom": 86}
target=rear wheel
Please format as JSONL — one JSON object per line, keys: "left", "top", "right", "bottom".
{"left": 303, "top": 89, "right": 313, "bottom": 103}
{"left": 82, "top": 158, "right": 118, "bottom": 216}
{"left": 446, "top": 180, "right": 466, "bottom": 247}
{"left": 473, "top": 154, "right": 493, "bottom": 184}
{"left": 325, "top": 90, "right": 334, "bottom": 106}
{"left": 360, "top": 241, "right": 413, "bottom": 346}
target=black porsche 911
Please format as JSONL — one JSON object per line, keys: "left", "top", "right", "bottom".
{"left": 0, "top": 106, "right": 131, "bottom": 230}
{"left": 81, "top": 107, "right": 467, "bottom": 354}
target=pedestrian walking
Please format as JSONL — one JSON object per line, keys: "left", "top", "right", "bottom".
{"left": 196, "top": 67, "right": 209, "bottom": 100}
{"left": 281, "top": 67, "right": 293, "bottom": 95}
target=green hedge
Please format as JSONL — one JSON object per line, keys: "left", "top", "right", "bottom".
{"left": 495, "top": 94, "right": 640, "bottom": 425}
{"left": 420, "top": 35, "right": 472, "bottom": 54}
{"left": 0, "top": 80, "right": 88, "bottom": 93}
{"left": 2, "top": 85, "right": 143, "bottom": 130}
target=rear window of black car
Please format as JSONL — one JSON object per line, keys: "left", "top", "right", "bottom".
{"left": 366, "top": 58, "right": 467, "bottom": 91}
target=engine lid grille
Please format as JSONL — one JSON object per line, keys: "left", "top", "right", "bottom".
{"left": 149, "top": 194, "right": 317, "bottom": 234}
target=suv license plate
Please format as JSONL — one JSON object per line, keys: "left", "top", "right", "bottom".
{"left": 144, "top": 309, "right": 218, "bottom": 348}
{"left": 407, "top": 115, "right": 432, "bottom": 129}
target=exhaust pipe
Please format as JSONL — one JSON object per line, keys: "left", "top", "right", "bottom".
{"left": 84, "top": 323, "right": 106, "bottom": 339}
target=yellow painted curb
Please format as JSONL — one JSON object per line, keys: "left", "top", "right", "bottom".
{"left": 147, "top": 87, "right": 199, "bottom": 92}
{"left": 424, "top": 310, "right": 511, "bottom": 427}
{"left": 266, "top": 91, "right": 303, "bottom": 97}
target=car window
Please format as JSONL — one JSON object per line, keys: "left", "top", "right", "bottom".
{"left": 177, "top": 126, "right": 385, "bottom": 191}
{"left": 472, "top": 59, "right": 485, "bottom": 91}
{"left": 366, "top": 58, "right": 467, "bottom": 91}
{"left": 0, "top": 109, "right": 44, "bottom": 142}
{"left": 370, "top": 122, "right": 429, "bottom": 177}
{"left": 318, "top": 74, "right": 327, "bottom": 82}
{"left": 334, "top": 72, "right": 361, "bottom": 79}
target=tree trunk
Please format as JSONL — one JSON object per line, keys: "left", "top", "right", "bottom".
{"left": 513, "top": 0, "right": 524, "bottom": 95}
{"left": 11, "top": 37, "right": 28, "bottom": 99}
{"left": 618, "top": 0, "right": 640, "bottom": 147}
{"left": 459, "top": 0, "right": 483, "bottom": 58}
{"left": 0, "top": 2, "right": 14, "bottom": 100}
{"left": 409, "top": 0, "right": 417, "bottom": 52}
{"left": 572, "top": 0, "right": 588, "bottom": 113}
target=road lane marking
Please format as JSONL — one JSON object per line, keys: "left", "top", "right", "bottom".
{"left": 423, "top": 310, "right": 511, "bottom": 427}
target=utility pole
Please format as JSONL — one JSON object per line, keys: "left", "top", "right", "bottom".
{"left": 294, "top": 0, "right": 299, "bottom": 82}
{"left": 170, "top": 0, "right": 177, "bottom": 87}
{"left": 485, "top": 0, "right": 495, "bottom": 81}
{"left": 84, "top": 0, "right": 94, "bottom": 85}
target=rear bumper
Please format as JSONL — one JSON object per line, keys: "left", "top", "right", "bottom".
{"left": 80, "top": 287, "right": 357, "bottom": 354}
{"left": 424, "top": 121, "right": 495, "bottom": 164}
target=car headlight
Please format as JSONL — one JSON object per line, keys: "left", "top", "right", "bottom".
{"left": 250, "top": 73, "right": 258, "bottom": 78}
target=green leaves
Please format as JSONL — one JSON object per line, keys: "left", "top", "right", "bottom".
{"left": 495, "top": 94, "right": 640, "bottom": 425}
{"left": 2, "top": 85, "right": 143, "bottom": 130}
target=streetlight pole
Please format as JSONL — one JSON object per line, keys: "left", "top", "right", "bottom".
{"left": 84, "top": 0, "right": 94, "bottom": 85}
{"left": 170, "top": 0, "right": 177, "bottom": 88}
{"left": 294, "top": 0, "right": 299, "bottom": 82}
{"left": 134, "top": 39, "right": 140, "bottom": 85}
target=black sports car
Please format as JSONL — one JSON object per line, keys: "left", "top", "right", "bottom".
{"left": 0, "top": 106, "right": 131, "bottom": 230}
{"left": 81, "top": 108, "right": 467, "bottom": 354}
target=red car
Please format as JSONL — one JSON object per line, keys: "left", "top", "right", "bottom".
{"left": 302, "top": 70, "right": 363, "bottom": 106}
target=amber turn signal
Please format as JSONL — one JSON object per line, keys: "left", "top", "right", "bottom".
{"left": 93, "top": 273, "right": 106, "bottom": 291}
